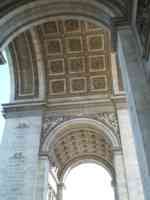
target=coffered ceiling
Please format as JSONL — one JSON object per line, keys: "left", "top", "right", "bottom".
{"left": 9, "top": 18, "right": 124, "bottom": 103}
{"left": 49, "top": 128, "right": 113, "bottom": 177}
{"left": 36, "top": 19, "right": 112, "bottom": 99}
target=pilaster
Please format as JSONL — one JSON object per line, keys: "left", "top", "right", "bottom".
{"left": 35, "top": 156, "right": 49, "bottom": 200}
{"left": 117, "top": 26, "right": 150, "bottom": 199}
{"left": 57, "top": 182, "right": 64, "bottom": 200}
{"left": 0, "top": 102, "right": 45, "bottom": 200}
{"left": 117, "top": 108, "right": 144, "bottom": 200}
{"left": 113, "top": 150, "right": 129, "bottom": 200}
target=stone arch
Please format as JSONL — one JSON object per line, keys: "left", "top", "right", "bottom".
{"left": 4, "top": 14, "right": 120, "bottom": 102}
{"left": 41, "top": 117, "right": 120, "bottom": 184}
{"left": 41, "top": 118, "right": 120, "bottom": 154}
{"left": 0, "top": 0, "right": 124, "bottom": 51}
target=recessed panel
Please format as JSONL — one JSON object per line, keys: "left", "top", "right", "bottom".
{"left": 89, "top": 55, "right": 106, "bottom": 72}
{"left": 90, "top": 75, "right": 107, "bottom": 91}
{"left": 43, "top": 21, "right": 58, "bottom": 34}
{"left": 66, "top": 37, "right": 83, "bottom": 53}
{"left": 68, "top": 57, "right": 85, "bottom": 73}
{"left": 87, "top": 35, "right": 104, "bottom": 51}
{"left": 48, "top": 59, "right": 65, "bottom": 75}
{"left": 64, "top": 19, "right": 81, "bottom": 33}
{"left": 49, "top": 79, "right": 66, "bottom": 95}
{"left": 46, "top": 39, "right": 62, "bottom": 55}
{"left": 70, "top": 77, "right": 87, "bottom": 93}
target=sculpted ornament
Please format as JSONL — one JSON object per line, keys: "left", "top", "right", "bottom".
{"left": 42, "top": 116, "right": 65, "bottom": 137}
{"left": 42, "top": 112, "right": 119, "bottom": 139}
{"left": 16, "top": 122, "right": 29, "bottom": 129}
{"left": 96, "top": 112, "right": 119, "bottom": 133}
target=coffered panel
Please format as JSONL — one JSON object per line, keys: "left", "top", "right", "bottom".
{"left": 36, "top": 19, "right": 112, "bottom": 99}
{"left": 51, "top": 129, "right": 113, "bottom": 170}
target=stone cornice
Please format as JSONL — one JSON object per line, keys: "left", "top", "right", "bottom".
{"left": 110, "top": 16, "right": 130, "bottom": 50}
{"left": 2, "top": 100, "right": 46, "bottom": 118}
{"left": 46, "top": 95, "right": 127, "bottom": 113}
{"left": 111, "top": 16, "right": 130, "bottom": 28}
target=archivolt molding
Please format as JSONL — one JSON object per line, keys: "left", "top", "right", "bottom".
{"left": 40, "top": 116, "right": 120, "bottom": 177}
{"left": 41, "top": 115, "right": 120, "bottom": 154}
{"left": 0, "top": 0, "right": 125, "bottom": 50}
{"left": 8, "top": 31, "right": 39, "bottom": 100}
{"left": 41, "top": 112, "right": 119, "bottom": 146}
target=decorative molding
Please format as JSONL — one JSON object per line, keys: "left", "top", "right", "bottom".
{"left": 42, "top": 116, "right": 65, "bottom": 137}
{"left": 16, "top": 122, "right": 29, "bottom": 129}
{"left": 2, "top": 101, "right": 45, "bottom": 118}
{"left": 110, "top": 16, "right": 129, "bottom": 51}
{"left": 0, "top": 52, "right": 6, "bottom": 64}
{"left": 9, "top": 30, "right": 39, "bottom": 99}
{"left": 41, "top": 111, "right": 119, "bottom": 144}
{"left": 136, "top": 0, "right": 150, "bottom": 60}
{"left": 95, "top": 112, "right": 119, "bottom": 133}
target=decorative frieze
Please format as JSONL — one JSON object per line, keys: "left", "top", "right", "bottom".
{"left": 42, "top": 111, "right": 119, "bottom": 142}
{"left": 95, "top": 112, "right": 119, "bottom": 133}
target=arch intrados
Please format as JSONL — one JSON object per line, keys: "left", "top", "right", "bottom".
{"left": 59, "top": 157, "right": 115, "bottom": 182}
{"left": 53, "top": 127, "right": 113, "bottom": 147}
{"left": 0, "top": 0, "right": 122, "bottom": 50}
{"left": 41, "top": 118, "right": 120, "bottom": 153}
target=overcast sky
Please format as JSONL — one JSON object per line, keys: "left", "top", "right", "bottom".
{"left": 64, "top": 163, "right": 115, "bottom": 200}
{"left": 0, "top": 55, "right": 10, "bottom": 142}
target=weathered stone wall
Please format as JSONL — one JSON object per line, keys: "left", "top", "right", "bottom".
{"left": 0, "top": 112, "right": 43, "bottom": 200}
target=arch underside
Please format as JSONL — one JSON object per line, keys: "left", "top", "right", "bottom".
{"left": 3, "top": 7, "right": 125, "bottom": 180}
{"left": 41, "top": 117, "right": 120, "bottom": 179}
{"left": 0, "top": 0, "right": 129, "bottom": 18}
{"left": 0, "top": 0, "right": 129, "bottom": 49}
{"left": 8, "top": 17, "right": 124, "bottom": 104}
{"left": 51, "top": 129, "right": 115, "bottom": 179}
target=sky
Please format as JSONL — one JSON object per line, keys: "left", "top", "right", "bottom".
{"left": 0, "top": 54, "right": 115, "bottom": 200}
{"left": 0, "top": 53, "right": 10, "bottom": 143}
{"left": 64, "top": 163, "right": 115, "bottom": 200}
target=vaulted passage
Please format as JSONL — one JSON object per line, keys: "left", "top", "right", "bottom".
{"left": 8, "top": 18, "right": 123, "bottom": 102}
{"left": 0, "top": 2, "right": 149, "bottom": 199}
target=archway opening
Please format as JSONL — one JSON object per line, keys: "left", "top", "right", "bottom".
{"left": 63, "top": 163, "right": 115, "bottom": 200}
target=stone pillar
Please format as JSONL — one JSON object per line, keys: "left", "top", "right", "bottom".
{"left": 111, "top": 52, "right": 120, "bottom": 95}
{"left": 117, "top": 108, "right": 144, "bottom": 200}
{"left": 117, "top": 26, "right": 150, "bottom": 199}
{"left": 57, "top": 183, "right": 64, "bottom": 200}
{"left": 0, "top": 103, "right": 44, "bottom": 200}
{"left": 113, "top": 150, "right": 129, "bottom": 200}
{"left": 35, "top": 156, "right": 49, "bottom": 200}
